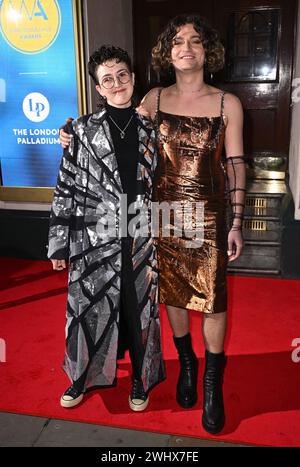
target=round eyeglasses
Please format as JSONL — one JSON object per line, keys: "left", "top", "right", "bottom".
{"left": 100, "top": 70, "right": 131, "bottom": 89}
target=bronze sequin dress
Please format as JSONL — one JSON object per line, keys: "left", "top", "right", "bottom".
{"left": 153, "top": 90, "right": 244, "bottom": 314}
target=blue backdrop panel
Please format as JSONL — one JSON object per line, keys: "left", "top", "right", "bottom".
{"left": 0, "top": 0, "right": 79, "bottom": 187}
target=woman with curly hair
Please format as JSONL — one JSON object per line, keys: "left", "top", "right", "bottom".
{"left": 139, "top": 14, "right": 246, "bottom": 434}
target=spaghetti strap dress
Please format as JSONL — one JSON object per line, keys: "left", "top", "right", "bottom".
{"left": 153, "top": 90, "right": 230, "bottom": 313}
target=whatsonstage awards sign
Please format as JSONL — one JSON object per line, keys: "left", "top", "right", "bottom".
{"left": 0, "top": 0, "right": 79, "bottom": 187}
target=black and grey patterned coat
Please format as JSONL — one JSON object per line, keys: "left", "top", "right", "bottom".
{"left": 48, "top": 109, "right": 165, "bottom": 393}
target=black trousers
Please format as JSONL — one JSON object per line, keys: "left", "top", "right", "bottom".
{"left": 118, "top": 236, "right": 144, "bottom": 380}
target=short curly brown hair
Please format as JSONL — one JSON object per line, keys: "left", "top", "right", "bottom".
{"left": 151, "top": 14, "right": 225, "bottom": 74}
{"left": 88, "top": 44, "right": 133, "bottom": 85}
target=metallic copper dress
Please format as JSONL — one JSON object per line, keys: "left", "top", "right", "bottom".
{"left": 154, "top": 91, "right": 229, "bottom": 314}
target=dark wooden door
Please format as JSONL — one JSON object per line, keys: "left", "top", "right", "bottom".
{"left": 132, "top": 0, "right": 297, "bottom": 155}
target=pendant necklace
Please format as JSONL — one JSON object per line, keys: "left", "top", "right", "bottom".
{"left": 109, "top": 114, "right": 134, "bottom": 139}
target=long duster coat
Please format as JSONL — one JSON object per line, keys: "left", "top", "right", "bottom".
{"left": 48, "top": 109, "right": 165, "bottom": 393}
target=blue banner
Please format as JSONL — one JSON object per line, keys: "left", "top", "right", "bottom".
{"left": 0, "top": 0, "right": 79, "bottom": 187}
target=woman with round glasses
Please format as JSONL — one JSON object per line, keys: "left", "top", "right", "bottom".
{"left": 48, "top": 45, "right": 165, "bottom": 411}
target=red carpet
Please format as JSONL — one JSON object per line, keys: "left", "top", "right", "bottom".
{"left": 0, "top": 257, "right": 300, "bottom": 446}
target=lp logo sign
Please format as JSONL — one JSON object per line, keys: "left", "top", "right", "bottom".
{"left": 23, "top": 92, "right": 50, "bottom": 122}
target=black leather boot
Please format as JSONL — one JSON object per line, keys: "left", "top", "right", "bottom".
{"left": 173, "top": 333, "right": 198, "bottom": 408}
{"left": 202, "top": 349, "right": 226, "bottom": 434}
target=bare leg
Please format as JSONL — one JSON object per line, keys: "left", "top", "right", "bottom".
{"left": 202, "top": 311, "right": 227, "bottom": 353}
{"left": 166, "top": 305, "right": 189, "bottom": 337}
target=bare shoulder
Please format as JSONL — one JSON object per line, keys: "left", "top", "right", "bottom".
{"left": 139, "top": 86, "right": 163, "bottom": 119}
{"left": 141, "top": 86, "right": 162, "bottom": 108}
{"left": 223, "top": 92, "right": 243, "bottom": 115}
{"left": 142, "top": 86, "right": 163, "bottom": 100}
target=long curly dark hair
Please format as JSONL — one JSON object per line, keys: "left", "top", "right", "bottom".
{"left": 152, "top": 14, "right": 225, "bottom": 74}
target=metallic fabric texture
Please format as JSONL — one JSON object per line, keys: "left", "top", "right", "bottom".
{"left": 48, "top": 109, "right": 165, "bottom": 392}
{"left": 154, "top": 92, "right": 229, "bottom": 314}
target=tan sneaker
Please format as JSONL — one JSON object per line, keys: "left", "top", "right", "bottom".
{"left": 60, "top": 385, "right": 83, "bottom": 408}
{"left": 129, "top": 378, "right": 149, "bottom": 412}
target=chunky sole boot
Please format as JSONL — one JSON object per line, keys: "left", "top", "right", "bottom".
{"left": 202, "top": 350, "right": 226, "bottom": 434}
{"left": 173, "top": 333, "right": 198, "bottom": 408}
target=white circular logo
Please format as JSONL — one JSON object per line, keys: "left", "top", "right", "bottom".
{"left": 22, "top": 92, "right": 50, "bottom": 122}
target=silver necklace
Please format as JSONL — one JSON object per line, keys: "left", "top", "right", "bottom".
{"left": 109, "top": 114, "right": 134, "bottom": 139}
